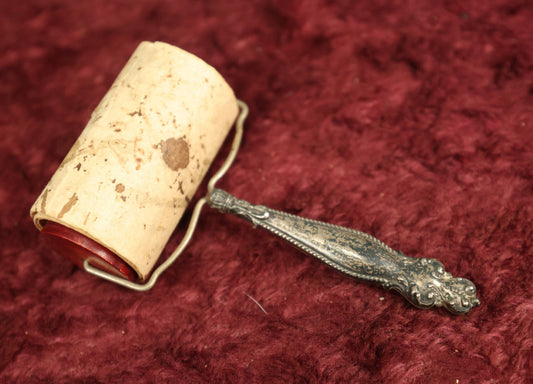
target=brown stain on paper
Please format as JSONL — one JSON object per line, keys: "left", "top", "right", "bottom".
{"left": 160, "top": 138, "right": 189, "bottom": 171}
{"left": 115, "top": 183, "right": 125, "bottom": 193}
{"left": 61, "top": 140, "right": 81, "bottom": 166}
{"left": 40, "top": 189, "right": 49, "bottom": 213}
{"left": 58, "top": 193, "right": 78, "bottom": 219}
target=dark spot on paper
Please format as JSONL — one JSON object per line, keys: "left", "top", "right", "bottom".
{"left": 128, "top": 107, "right": 142, "bottom": 117}
{"left": 178, "top": 181, "right": 184, "bottom": 195}
{"left": 58, "top": 193, "right": 78, "bottom": 219}
{"left": 114, "top": 129, "right": 121, "bottom": 132}
{"left": 121, "top": 196, "right": 127, "bottom": 202}
{"left": 160, "top": 138, "right": 189, "bottom": 171}
{"left": 115, "top": 184, "right": 125, "bottom": 193}
{"left": 84, "top": 213, "right": 91, "bottom": 225}
{"left": 74, "top": 163, "right": 81, "bottom": 171}
{"left": 185, "top": 196, "right": 190, "bottom": 203}
{"left": 112, "top": 179, "right": 116, "bottom": 183}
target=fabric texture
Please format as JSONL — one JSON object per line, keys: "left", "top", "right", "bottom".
{"left": 1, "top": 0, "right": 532, "bottom": 382}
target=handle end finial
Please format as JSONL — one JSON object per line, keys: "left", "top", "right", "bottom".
{"left": 388, "top": 257, "right": 480, "bottom": 315}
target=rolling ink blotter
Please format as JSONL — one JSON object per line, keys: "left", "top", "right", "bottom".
{"left": 30, "top": 41, "right": 479, "bottom": 315}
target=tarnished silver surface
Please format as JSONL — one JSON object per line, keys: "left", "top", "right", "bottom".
{"left": 208, "top": 188, "right": 480, "bottom": 315}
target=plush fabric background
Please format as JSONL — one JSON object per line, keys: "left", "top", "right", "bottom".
{"left": 1, "top": 0, "right": 532, "bottom": 382}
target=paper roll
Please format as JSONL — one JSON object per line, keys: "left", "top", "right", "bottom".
{"left": 30, "top": 41, "right": 239, "bottom": 280}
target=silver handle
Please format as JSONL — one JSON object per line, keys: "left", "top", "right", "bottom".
{"left": 208, "top": 188, "right": 480, "bottom": 315}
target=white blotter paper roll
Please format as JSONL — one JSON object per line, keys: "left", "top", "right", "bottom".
{"left": 30, "top": 41, "right": 239, "bottom": 280}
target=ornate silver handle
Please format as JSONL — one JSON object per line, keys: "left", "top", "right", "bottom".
{"left": 208, "top": 189, "right": 480, "bottom": 315}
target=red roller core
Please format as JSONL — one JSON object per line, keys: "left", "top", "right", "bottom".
{"left": 40, "top": 221, "right": 137, "bottom": 282}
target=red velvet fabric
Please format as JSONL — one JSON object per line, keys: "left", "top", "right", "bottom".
{"left": 2, "top": 1, "right": 532, "bottom": 382}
